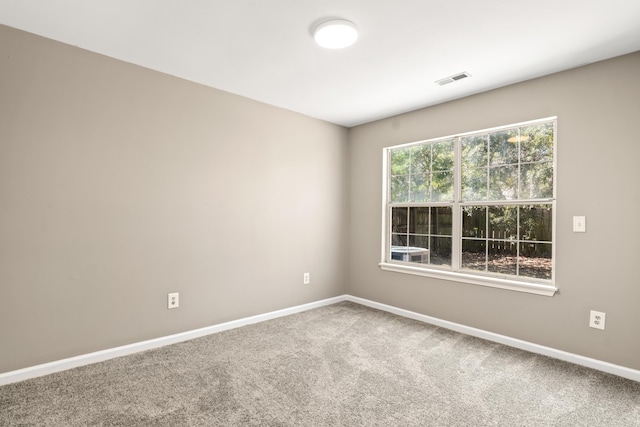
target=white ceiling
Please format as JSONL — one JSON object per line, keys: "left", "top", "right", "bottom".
{"left": 1, "top": 1, "right": 640, "bottom": 127}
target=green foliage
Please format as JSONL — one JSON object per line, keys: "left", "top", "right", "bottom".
{"left": 390, "top": 140, "right": 454, "bottom": 202}
{"left": 488, "top": 206, "right": 518, "bottom": 239}
{"left": 490, "top": 130, "right": 518, "bottom": 165}
{"left": 521, "top": 123, "right": 554, "bottom": 163}
{"left": 461, "top": 166, "right": 487, "bottom": 201}
{"left": 462, "top": 135, "right": 488, "bottom": 167}
{"left": 489, "top": 165, "right": 518, "bottom": 200}
{"left": 391, "top": 148, "right": 410, "bottom": 175}
{"left": 520, "top": 162, "right": 553, "bottom": 199}
{"left": 519, "top": 205, "right": 552, "bottom": 242}
{"left": 459, "top": 124, "right": 554, "bottom": 201}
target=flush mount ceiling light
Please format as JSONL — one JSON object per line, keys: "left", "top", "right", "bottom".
{"left": 313, "top": 19, "right": 358, "bottom": 49}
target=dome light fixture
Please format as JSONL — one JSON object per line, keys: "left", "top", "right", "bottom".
{"left": 313, "top": 19, "right": 358, "bottom": 49}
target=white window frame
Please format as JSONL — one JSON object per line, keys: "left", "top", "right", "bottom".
{"left": 379, "top": 117, "right": 558, "bottom": 296}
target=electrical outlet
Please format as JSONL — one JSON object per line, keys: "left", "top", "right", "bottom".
{"left": 168, "top": 292, "right": 179, "bottom": 309}
{"left": 303, "top": 273, "right": 310, "bottom": 285}
{"left": 589, "top": 310, "right": 605, "bottom": 330}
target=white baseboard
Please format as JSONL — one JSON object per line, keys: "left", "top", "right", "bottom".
{"left": 2, "top": 294, "right": 638, "bottom": 386}
{"left": 0, "top": 295, "right": 345, "bottom": 386}
{"left": 344, "top": 295, "right": 640, "bottom": 383}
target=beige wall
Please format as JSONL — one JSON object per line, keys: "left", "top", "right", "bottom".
{"left": 348, "top": 52, "right": 640, "bottom": 370}
{"left": 0, "top": 25, "right": 349, "bottom": 373}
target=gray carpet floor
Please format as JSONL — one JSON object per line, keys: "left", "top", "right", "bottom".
{"left": 1, "top": 301, "right": 639, "bottom": 426}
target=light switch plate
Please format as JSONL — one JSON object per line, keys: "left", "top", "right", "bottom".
{"left": 573, "top": 216, "right": 586, "bottom": 232}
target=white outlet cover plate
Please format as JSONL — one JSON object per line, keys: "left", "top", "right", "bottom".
{"left": 168, "top": 292, "right": 179, "bottom": 309}
{"left": 589, "top": 310, "right": 605, "bottom": 330}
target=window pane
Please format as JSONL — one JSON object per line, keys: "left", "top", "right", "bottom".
{"left": 431, "top": 207, "right": 452, "bottom": 236}
{"left": 462, "top": 239, "right": 486, "bottom": 271}
{"left": 462, "top": 206, "right": 486, "bottom": 238}
{"left": 391, "top": 147, "right": 410, "bottom": 175}
{"left": 488, "top": 206, "right": 517, "bottom": 240}
{"left": 430, "top": 236, "right": 451, "bottom": 266}
{"left": 461, "top": 166, "right": 487, "bottom": 200}
{"left": 409, "top": 207, "right": 430, "bottom": 234}
{"left": 410, "top": 145, "right": 431, "bottom": 175}
{"left": 487, "top": 240, "right": 517, "bottom": 275}
{"left": 489, "top": 165, "right": 518, "bottom": 200}
{"left": 391, "top": 234, "right": 407, "bottom": 246}
{"left": 432, "top": 140, "right": 454, "bottom": 172}
{"left": 391, "top": 202, "right": 410, "bottom": 260}
{"left": 520, "top": 123, "right": 554, "bottom": 163}
{"left": 520, "top": 162, "right": 553, "bottom": 199}
{"left": 432, "top": 171, "right": 454, "bottom": 201}
{"left": 520, "top": 205, "right": 552, "bottom": 241}
{"left": 391, "top": 176, "right": 409, "bottom": 202}
{"left": 490, "top": 130, "right": 518, "bottom": 165}
{"left": 461, "top": 135, "right": 488, "bottom": 168}
{"left": 409, "top": 173, "right": 429, "bottom": 202}
{"left": 409, "top": 235, "right": 429, "bottom": 250}
{"left": 391, "top": 207, "right": 408, "bottom": 233}
{"left": 519, "top": 242, "right": 552, "bottom": 279}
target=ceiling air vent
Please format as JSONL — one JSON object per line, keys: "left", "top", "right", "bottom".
{"left": 435, "top": 72, "right": 471, "bottom": 86}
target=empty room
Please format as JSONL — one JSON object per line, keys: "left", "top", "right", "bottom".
{"left": 1, "top": 1, "right": 639, "bottom": 425}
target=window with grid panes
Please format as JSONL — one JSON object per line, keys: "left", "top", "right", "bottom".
{"left": 381, "top": 118, "right": 556, "bottom": 295}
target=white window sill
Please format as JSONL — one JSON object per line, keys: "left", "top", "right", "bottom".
{"left": 379, "top": 262, "right": 557, "bottom": 296}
